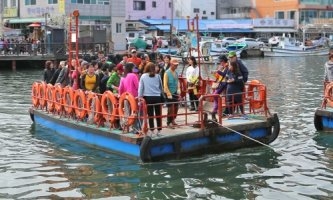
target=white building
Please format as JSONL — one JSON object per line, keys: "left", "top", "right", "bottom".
{"left": 3, "top": 0, "right": 126, "bottom": 51}
{"left": 173, "top": 0, "right": 216, "bottom": 19}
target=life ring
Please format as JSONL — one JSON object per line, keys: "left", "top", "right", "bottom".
{"left": 101, "top": 91, "right": 118, "bottom": 124}
{"left": 54, "top": 84, "right": 63, "bottom": 113}
{"left": 324, "top": 82, "right": 333, "bottom": 107}
{"left": 39, "top": 82, "right": 47, "bottom": 109}
{"left": 86, "top": 92, "right": 102, "bottom": 123}
{"left": 74, "top": 89, "right": 87, "bottom": 119}
{"left": 247, "top": 80, "right": 266, "bottom": 110}
{"left": 31, "top": 82, "right": 40, "bottom": 108}
{"left": 118, "top": 92, "right": 138, "bottom": 126}
{"left": 46, "top": 84, "right": 55, "bottom": 112}
{"left": 62, "top": 86, "right": 74, "bottom": 115}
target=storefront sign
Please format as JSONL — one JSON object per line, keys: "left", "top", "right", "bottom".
{"left": 4, "top": 8, "right": 18, "bottom": 18}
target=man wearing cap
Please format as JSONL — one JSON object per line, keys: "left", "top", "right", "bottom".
{"left": 228, "top": 51, "right": 248, "bottom": 83}
{"left": 127, "top": 49, "right": 142, "bottom": 67}
{"left": 163, "top": 58, "right": 180, "bottom": 128}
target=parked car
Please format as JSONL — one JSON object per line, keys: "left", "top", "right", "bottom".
{"left": 269, "top": 36, "right": 280, "bottom": 47}
{"left": 221, "top": 37, "right": 237, "bottom": 47}
{"left": 256, "top": 37, "right": 269, "bottom": 44}
{"left": 237, "top": 37, "right": 265, "bottom": 49}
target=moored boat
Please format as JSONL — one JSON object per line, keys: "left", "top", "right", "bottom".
{"left": 29, "top": 80, "right": 280, "bottom": 162}
{"left": 262, "top": 34, "right": 330, "bottom": 57}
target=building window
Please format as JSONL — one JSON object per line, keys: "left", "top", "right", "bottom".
{"left": 4, "top": 0, "right": 8, "bottom": 7}
{"left": 77, "top": 0, "right": 83, "bottom": 3}
{"left": 116, "top": 23, "right": 122, "bottom": 33}
{"left": 287, "top": 10, "right": 295, "bottom": 19}
{"left": 202, "top": 16, "right": 208, "bottom": 19}
{"left": 193, "top": 8, "right": 199, "bottom": 13}
{"left": 25, "top": 0, "right": 36, "bottom": 5}
{"left": 134, "top": 1, "right": 146, "bottom": 10}
{"left": 162, "top": 16, "right": 166, "bottom": 19}
{"left": 211, "top": 12, "right": 214, "bottom": 15}
{"left": 169, "top": 2, "right": 171, "bottom": 8}
{"left": 10, "top": 0, "right": 16, "bottom": 7}
{"left": 275, "top": 11, "right": 284, "bottom": 19}
{"left": 48, "top": 0, "right": 58, "bottom": 4}
{"left": 203, "top": 10, "right": 206, "bottom": 14}
{"left": 152, "top": 1, "right": 156, "bottom": 8}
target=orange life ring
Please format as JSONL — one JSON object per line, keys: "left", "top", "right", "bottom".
{"left": 62, "top": 86, "right": 74, "bottom": 115}
{"left": 39, "top": 82, "right": 47, "bottom": 108}
{"left": 46, "top": 84, "right": 55, "bottom": 112}
{"left": 118, "top": 92, "right": 138, "bottom": 126}
{"left": 74, "top": 89, "right": 87, "bottom": 119}
{"left": 31, "top": 82, "right": 40, "bottom": 107}
{"left": 324, "top": 82, "right": 333, "bottom": 107}
{"left": 54, "top": 84, "right": 63, "bottom": 113}
{"left": 247, "top": 80, "right": 266, "bottom": 110}
{"left": 86, "top": 92, "right": 102, "bottom": 123}
{"left": 101, "top": 91, "right": 118, "bottom": 124}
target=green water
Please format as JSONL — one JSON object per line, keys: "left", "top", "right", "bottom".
{"left": 0, "top": 56, "right": 333, "bottom": 199}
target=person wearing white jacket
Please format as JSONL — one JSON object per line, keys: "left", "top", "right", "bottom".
{"left": 324, "top": 53, "right": 333, "bottom": 82}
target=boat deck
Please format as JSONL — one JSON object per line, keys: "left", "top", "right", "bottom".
{"left": 35, "top": 102, "right": 268, "bottom": 142}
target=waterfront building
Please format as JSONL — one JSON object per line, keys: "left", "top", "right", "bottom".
{"left": 1, "top": 0, "right": 126, "bottom": 51}
{"left": 173, "top": 0, "right": 216, "bottom": 20}
{"left": 216, "top": 0, "right": 258, "bottom": 19}
{"left": 125, "top": 0, "right": 172, "bottom": 20}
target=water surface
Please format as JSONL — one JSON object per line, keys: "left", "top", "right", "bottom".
{"left": 1, "top": 56, "right": 333, "bottom": 199}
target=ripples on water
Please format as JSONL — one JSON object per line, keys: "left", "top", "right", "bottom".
{"left": 1, "top": 57, "right": 333, "bottom": 199}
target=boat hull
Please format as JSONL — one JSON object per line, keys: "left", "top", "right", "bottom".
{"left": 30, "top": 109, "right": 280, "bottom": 162}
{"left": 262, "top": 47, "right": 329, "bottom": 57}
{"left": 314, "top": 108, "right": 333, "bottom": 131}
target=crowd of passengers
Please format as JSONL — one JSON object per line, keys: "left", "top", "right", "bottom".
{"left": 42, "top": 49, "right": 248, "bottom": 135}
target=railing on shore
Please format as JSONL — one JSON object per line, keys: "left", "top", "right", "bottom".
{"left": 0, "top": 42, "right": 109, "bottom": 59}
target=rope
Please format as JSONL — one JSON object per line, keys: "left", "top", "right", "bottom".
{"left": 210, "top": 119, "right": 277, "bottom": 152}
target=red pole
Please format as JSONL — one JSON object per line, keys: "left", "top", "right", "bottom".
{"left": 68, "top": 14, "right": 72, "bottom": 69}
{"left": 196, "top": 14, "right": 201, "bottom": 78}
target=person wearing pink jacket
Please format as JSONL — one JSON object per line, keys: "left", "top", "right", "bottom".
{"left": 118, "top": 63, "right": 139, "bottom": 97}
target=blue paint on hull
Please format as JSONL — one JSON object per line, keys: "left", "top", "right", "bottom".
{"left": 34, "top": 115, "right": 140, "bottom": 157}
{"left": 322, "top": 116, "right": 333, "bottom": 129}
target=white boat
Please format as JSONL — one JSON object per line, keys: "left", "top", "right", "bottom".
{"left": 176, "top": 41, "right": 228, "bottom": 64}
{"left": 262, "top": 35, "right": 330, "bottom": 57}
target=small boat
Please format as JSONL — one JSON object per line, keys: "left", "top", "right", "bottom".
{"left": 225, "top": 42, "right": 248, "bottom": 58}
{"left": 29, "top": 79, "right": 280, "bottom": 162}
{"left": 30, "top": 11, "right": 280, "bottom": 162}
{"left": 314, "top": 82, "right": 333, "bottom": 131}
{"left": 262, "top": 35, "right": 330, "bottom": 57}
{"left": 174, "top": 41, "right": 229, "bottom": 64}
{"left": 156, "top": 47, "right": 178, "bottom": 55}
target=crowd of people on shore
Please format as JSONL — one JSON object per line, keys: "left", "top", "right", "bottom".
{"left": 42, "top": 49, "right": 249, "bottom": 135}
{"left": 0, "top": 37, "right": 43, "bottom": 55}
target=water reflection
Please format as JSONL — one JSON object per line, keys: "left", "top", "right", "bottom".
{"left": 1, "top": 57, "right": 333, "bottom": 199}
